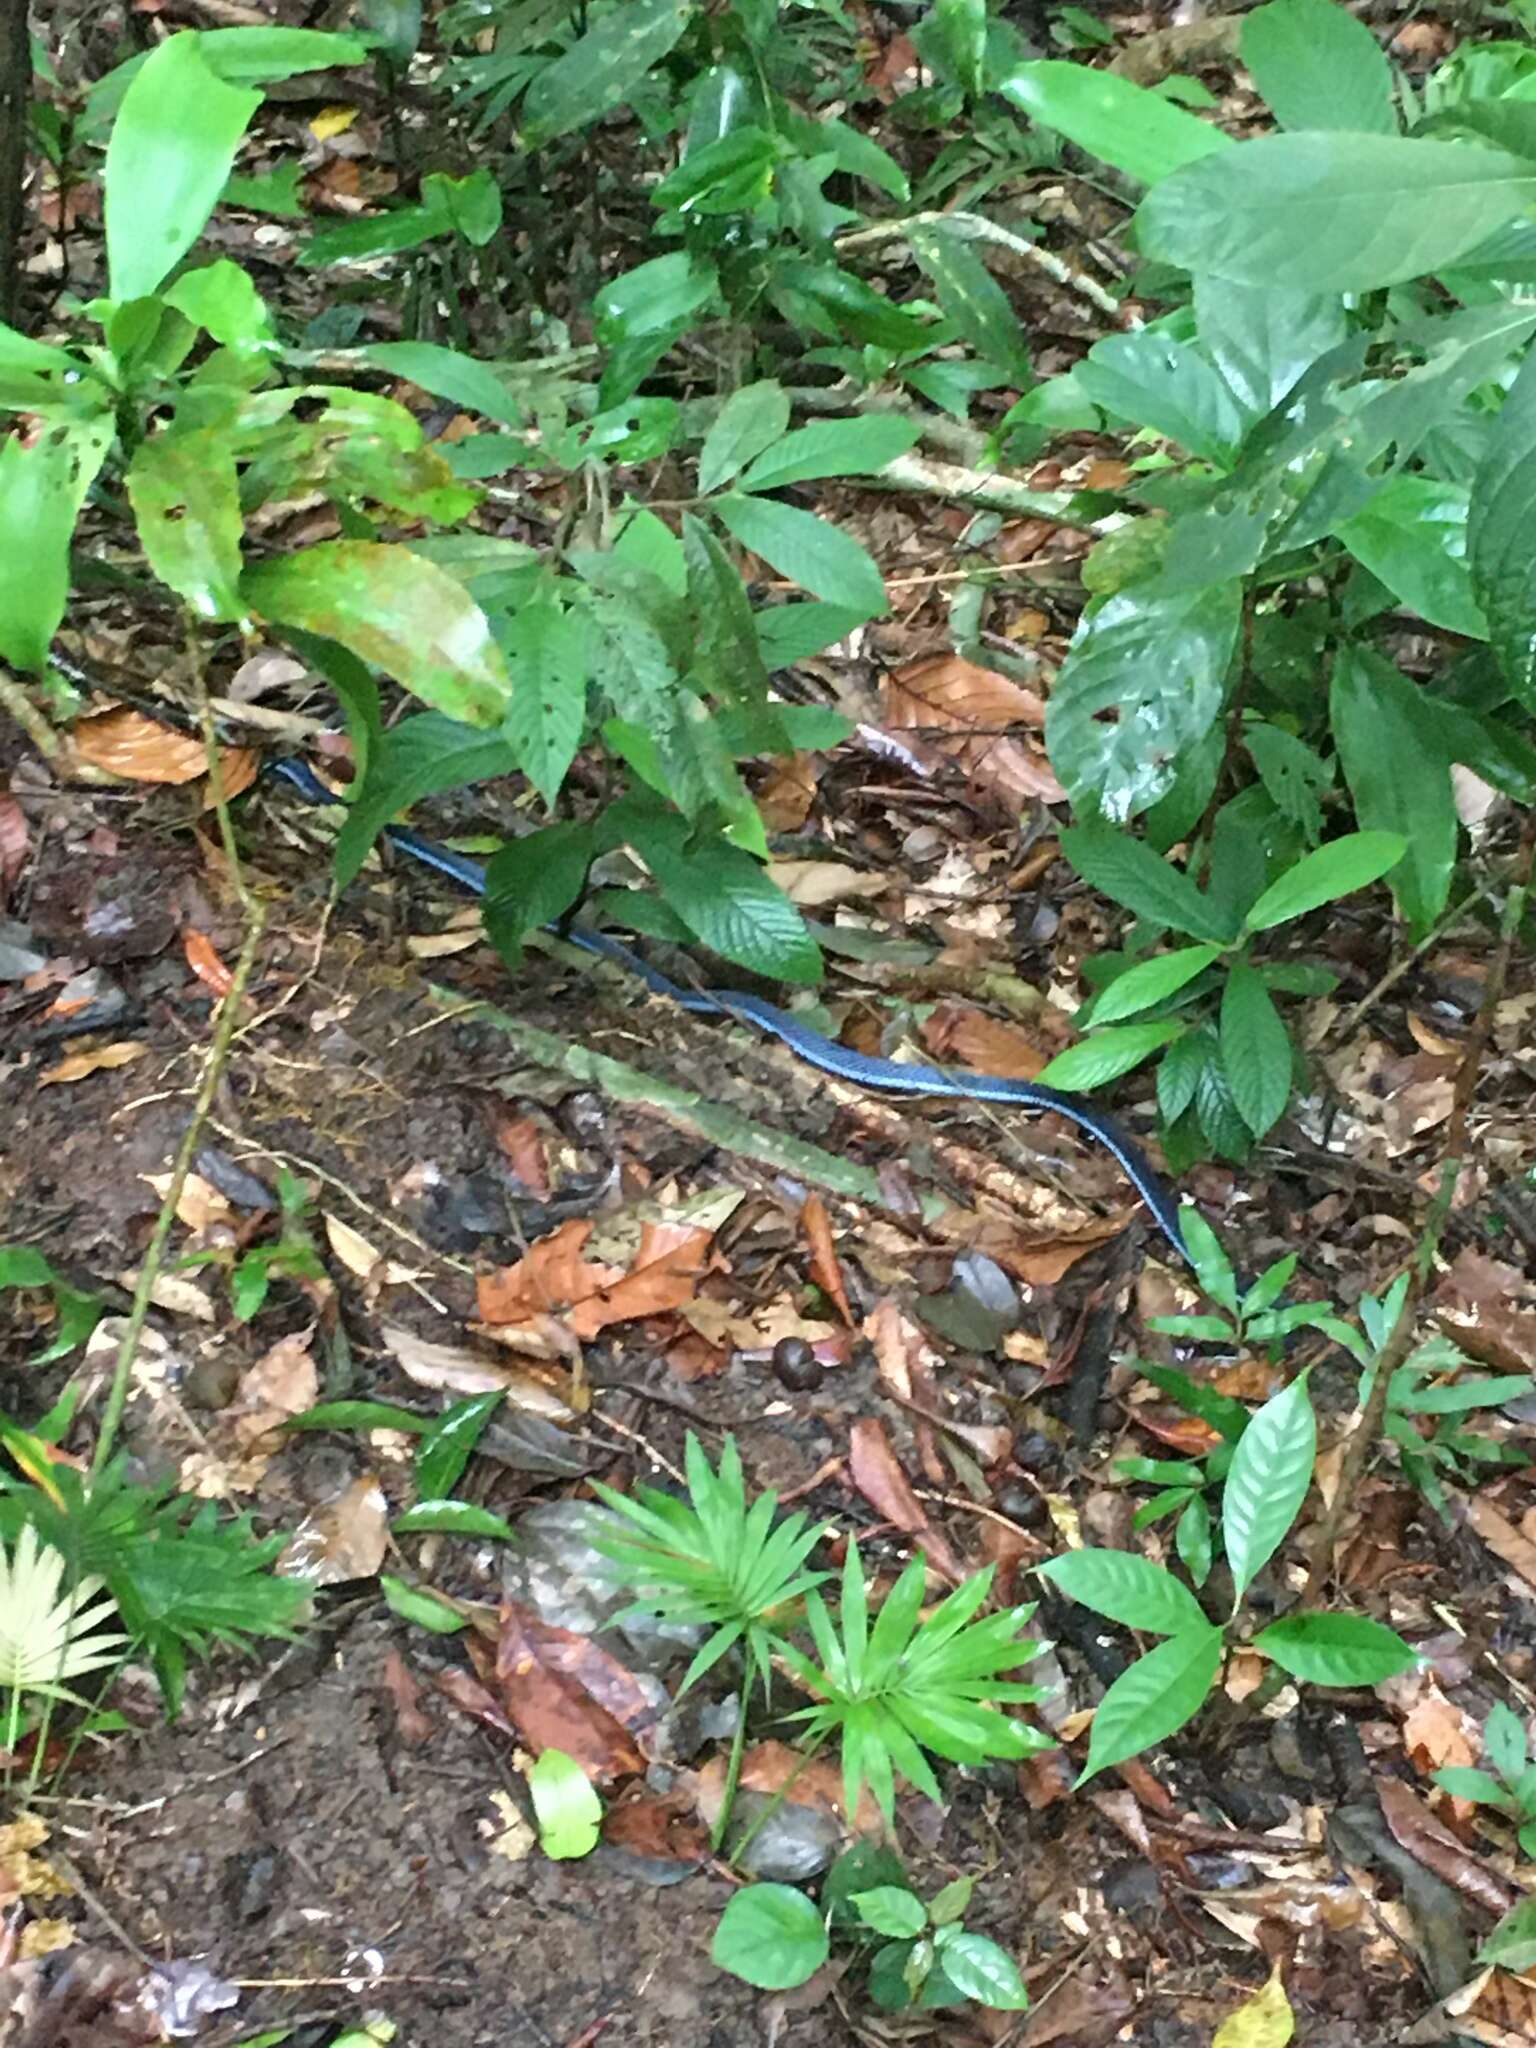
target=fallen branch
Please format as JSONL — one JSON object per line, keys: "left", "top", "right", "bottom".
{"left": 837, "top": 210, "right": 1130, "bottom": 327}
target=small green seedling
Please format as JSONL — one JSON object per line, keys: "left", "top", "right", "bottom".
{"left": 529, "top": 1746, "right": 603, "bottom": 1860}
{"left": 0, "top": 1246, "right": 104, "bottom": 1362}
{"left": 1435, "top": 1702, "right": 1536, "bottom": 1857}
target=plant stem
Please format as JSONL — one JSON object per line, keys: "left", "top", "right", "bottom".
{"left": 711, "top": 1687, "right": 751, "bottom": 1854}
{"left": 0, "top": 0, "right": 27, "bottom": 327}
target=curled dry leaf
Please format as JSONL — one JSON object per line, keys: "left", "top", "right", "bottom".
{"left": 231, "top": 1330, "right": 318, "bottom": 1449}
{"left": 142, "top": 1169, "right": 234, "bottom": 1235}
{"left": 847, "top": 1416, "right": 962, "bottom": 1583}
{"left": 1376, "top": 1778, "right": 1516, "bottom": 1919}
{"left": 324, "top": 1213, "right": 417, "bottom": 1289}
{"left": 380, "top": 1647, "right": 434, "bottom": 1748}
{"left": 38, "top": 1041, "right": 147, "bottom": 1085}
{"left": 693, "top": 1740, "right": 882, "bottom": 1836}
{"left": 0, "top": 793, "right": 27, "bottom": 895}
{"left": 70, "top": 708, "right": 258, "bottom": 794}
{"left": 280, "top": 1472, "right": 388, "bottom": 1585}
{"left": 766, "top": 858, "right": 888, "bottom": 908}
{"left": 800, "top": 1194, "right": 852, "bottom": 1327}
{"left": 384, "top": 1323, "right": 577, "bottom": 1414}
{"left": 1467, "top": 1493, "right": 1536, "bottom": 1599}
{"left": 921, "top": 1005, "right": 1049, "bottom": 1081}
{"left": 181, "top": 929, "right": 234, "bottom": 997}
{"left": 884, "top": 653, "right": 1065, "bottom": 810}
{"left": 477, "top": 1218, "right": 714, "bottom": 1339}
{"left": 487, "top": 1601, "right": 653, "bottom": 1782}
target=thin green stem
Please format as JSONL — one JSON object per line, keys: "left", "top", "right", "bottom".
{"left": 711, "top": 1683, "right": 752, "bottom": 1854}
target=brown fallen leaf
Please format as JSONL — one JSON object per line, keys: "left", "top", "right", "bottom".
{"left": 383, "top": 1323, "right": 577, "bottom": 1412}
{"left": 380, "top": 1648, "right": 434, "bottom": 1748}
{"left": 490, "top": 1602, "right": 652, "bottom": 1782}
{"left": 921, "top": 1005, "right": 1049, "bottom": 1081}
{"left": 800, "top": 1194, "right": 853, "bottom": 1327}
{"left": 1468, "top": 1492, "right": 1536, "bottom": 1598}
{"left": 0, "top": 792, "right": 27, "bottom": 896}
{"left": 435, "top": 1666, "right": 517, "bottom": 1741}
{"left": 141, "top": 1169, "right": 234, "bottom": 1235}
{"left": 601, "top": 1789, "right": 710, "bottom": 1865}
{"left": 229, "top": 1330, "right": 318, "bottom": 1450}
{"left": 884, "top": 653, "right": 1065, "bottom": 810}
{"left": 493, "top": 1111, "right": 552, "bottom": 1197}
{"left": 477, "top": 1219, "right": 623, "bottom": 1325}
{"left": 767, "top": 858, "right": 888, "bottom": 908}
{"left": 279, "top": 1472, "right": 388, "bottom": 1585}
{"left": 181, "top": 928, "right": 233, "bottom": 997}
{"left": 565, "top": 1222, "right": 713, "bottom": 1338}
{"left": 693, "top": 1740, "right": 882, "bottom": 1835}
{"left": 38, "top": 1041, "right": 148, "bottom": 1085}
{"left": 1376, "top": 1778, "right": 1516, "bottom": 1919}
{"left": 847, "top": 1417, "right": 962, "bottom": 1583}
{"left": 70, "top": 708, "right": 257, "bottom": 793}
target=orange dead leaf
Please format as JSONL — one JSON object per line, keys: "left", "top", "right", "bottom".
{"left": 801, "top": 1194, "right": 852, "bottom": 1326}
{"left": 477, "top": 1219, "right": 622, "bottom": 1324}
{"left": 493, "top": 1111, "right": 551, "bottom": 1197}
{"left": 884, "top": 653, "right": 1064, "bottom": 811}
{"left": 565, "top": 1223, "right": 713, "bottom": 1337}
{"left": 182, "top": 928, "right": 234, "bottom": 997}
{"left": 847, "top": 1417, "right": 962, "bottom": 1583}
{"left": 492, "top": 1602, "right": 652, "bottom": 1782}
{"left": 921, "top": 1005, "right": 1048, "bottom": 1081}
{"left": 38, "top": 1041, "right": 147, "bottom": 1086}
{"left": 70, "top": 708, "right": 256, "bottom": 792}
{"left": 757, "top": 754, "right": 817, "bottom": 831}
{"left": 695, "top": 1739, "right": 882, "bottom": 1835}
{"left": 380, "top": 1648, "right": 434, "bottom": 1748}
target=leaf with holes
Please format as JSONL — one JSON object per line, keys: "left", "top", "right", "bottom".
{"left": 126, "top": 428, "right": 245, "bottom": 623}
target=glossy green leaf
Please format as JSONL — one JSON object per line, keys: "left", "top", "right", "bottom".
{"left": 1062, "top": 821, "right": 1235, "bottom": 941}
{"left": 1252, "top": 1611, "right": 1418, "bottom": 1685}
{"left": 739, "top": 415, "right": 920, "bottom": 493}
{"left": 851, "top": 1887, "right": 927, "bottom": 1939}
{"left": 1036, "top": 1021, "right": 1183, "bottom": 1092}
{"left": 999, "top": 61, "right": 1230, "bottom": 184}
{"left": 421, "top": 169, "right": 502, "bottom": 247}
{"left": 1243, "top": 831, "right": 1405, "bottom": 930}
{"left": 908, "top": 222, "right": 1027, "bottom": 375}
{"left": 300, "top": 204, "right": 446, "bottom": 267}
{"left": 529, "top": 1747, "right": 603, "bottom": 1859}
{"left": 932, "top": 1931, "right": 1029, "bottom": 2010}
{"left": 1331, "top": 647, "right": 1457, "bottom": 936}
{"left": 1241, "top": 0, "right": 1396, "bottom": 133}
{"left": 1078, "top": 1625, "right": 1223, "bottom": 1782}
{"left": 197, "top": 25, "right": 369, "bottom": 82}
{"left": 1038, "top": 1548, "right": 1209, "bottom": 1636}
{"left": 683, "top": 514, "right": 772, "bottom": 709}
{"left": 379, "top": 1574, "right": 465, "bottom": 1633}
{"left": 1485, "top": 1702, "right": 1528, "bottom": 1785}
{"left": 331, "top": 712, "right": 520, "bottom": 889}
{"left": 499, "top": 594, "right": 589, "bottom": 806}
{"left": 713, "top": 493, "right": 887, "bottom": 616}
{"left": 284, "top": 1400, "right": 431, "bottom": 1434}
{"left": 1219, "top": 961, "right": 1291, "bottom": 1139}
{"left": 522, "top": 0, "right": 692, "bottom": 148}
{"left": 711, "top": 1884, "right": 828, "bottom": 1990}
{"left": 699, "top": 382, "right": 791, "bottom": 494}
{"left": 1222, "top": 1374, "right": 1316, "bottom": 1601}
{"left": 415, "top": 1391, "right": 503, "bottom": 1501}
{"left": 1335, "top": 477, "right": 1486, "bottom": 638}
{"left": 0, "top": 418, "right": 112, "bottom": 673}
{"left": 162, "top": 260, "right": 274, "bottom": 346}
{"left": 484, "top": 820, "right": 594, "bottom": 968}
{"left": 1139, "top": 135, "right": 1536, "bottom": 293}
{"left": 105, "top": 34, "right": 261, "bottom": 303}
{"left": 646, "top": 837, "right": 822, "bottom": 985}
{"left": 363, "top": 342, "right": 523, "bottom": 428}
{"left": 1481, "top": 1896, "right": 1536, "bottom": 1975}
{"left": 1192, "top": 278, "right": 1346, "bottom": 422}
{"left": 394, "top": 1500, "right": 518, "bottom": 1542}
{"left": 652, "top": 127, "right": 785, "bottom": 215}
{"left": 1092, "top": 947, "right": 1222, "bottom": 1024}
{"left": 126, "top": 428, "right": 245, "bottom": 622}
{"left": 1046, "top": 583, "right": 1241, "bottom": 823}
{"left": 1470, "top": 344, "right": 1536, "bottom": 707}
{"left": 1074, "top": 330, "right": 1246, "bottom": 465}
{"left": 244, "top": 542, "right": 510, "bottom": 728}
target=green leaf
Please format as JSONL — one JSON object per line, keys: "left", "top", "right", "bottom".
{"left": 699, "top": 382, "right": 791, "bottom": 494}
{"left": 908, "top": 222, "right": 1027, "bottom": 376}
{"left": 1481, "top": 1896, "right": 1536, "bottom": 1975}
{"left": 522, "top": 0, "right": 692, "bottom": 148}
{"left": 1078, "top": 1625, "right": 1223, "bottom": 1783}
{"left": 1252, "top": 1612, "right": 1418, "bottom": 1685}
{"left": 284, "top": 1400, "right": 431, "bottom": 1435}
{"left": 329, "top": 712, "right": 519, "bottom": 889}
{"left": 1177, "top": 1494, "right": 1214, "bottom": 1586}
{"left": 652, "top": 127, "right": 785, "bottom": 216}
{"left": 484, "top": 821, "right": 594, "bottom": 968}
{"left": 529, "top": 1747, "right": 603, "bottom": 1859}
{"left": 499, "top": 594, "right": 589, "bottom": 806}
{"left": 379, "top": 1574, "right": 465, "bottom": 1633}
{"left": 852, "top": 1887, "right": 928, "bottom": 1939}
{"left": 423, "top": 169, "right": 502, "bottom": 246}
{"left": 683, "top": 514, "right": 771, "bottom": 708}
{"left": 126, "top": 428, "right": 245, "bottom": 623}
{"left": 196, "top": 25, "right": 369, "bottom": 82}
{"left": 1431, "top": 1766, "right": 1510, "bottom": 1805}
{"left": 105, "top": 34, "right": 261, "bottom": 303}
{"left": 928, "top": 1876, "right": 973, "bottom": 1927}
{"left": 1240, "top": 0, "right": 1396, "bottom": 133}
{"left": 1062, "top": 821, "right": 1235, "bottom": 941}
{"left": 363, "top": 342, "right": 523, "bottom": 428}
{"left": 243, "top": 542, "right": 510, "bottom": 728}
{"left": 1036, "top": 1021, "right": 1182, "bottom": 1091}
{"left": 1331, "top": 648, "right": 1457, "bottom": 936}
{"left": 1335, "top": 477, "right": 1486, "bottom": 638}
{"left": 713, "top": 494, "right": 887, "bottom": 615}
{"left": 1244, "top": 724, "right": 1332, "bottom": 842}
{"left": 300, "top": 203, "right": 446, "bottom": 267}
{"left": 824, "top": 1845, "right": 909, "bottom": 1927}
{"left": 1221, "top": 1375, "right": 1316, "bottom": 1601}
{"left": 756, "top": 601, "right": 871, "bottom": 669}
{"left": 739, "top": 416, "right": 921, "bottom": 493}
{"left": 0, "top": 1247, "right": 58, "bottom": 1288}
{"left": 711, "top": 1884, "right": 829, "bottom": 1990}
{"left": 931, "top": 1931, "right": 1028, "bottom": 2010}
{"left": 394, "top": 1500, "right": 518, "bottom": 1542}
{"left": 1219, "top": 961, "right": 1291, "bottom": 1140}
{"left": 1074, "top": 330, "right": 1246, "bottom": 466}
{"left": 1486, "top": 1701, "right": 1528, "bottom": 1785}
{"left": 415, "top": 1391, "right": 503, "bottom": 1500}
{"left": 1192, "top": 278, "right": 1346, "bottom": 421}
{"left": 0, "top": 418, "right": 113, "bottom": 673}
{"left": 648, "top": 838, "right": 822, "bottom": 985}
{"left": 163, "top": 260, "right": 274, "bottom": 346}
{"left": 999, "top": 61, "right": 1230, "bottom": 185}
{"left": 1038, "top": 1548, "right": 1209, "bottom": 1636}
{"left": 1138, "top": 135, "right": 1536, "bottom": 293}
{"left": 1470, "top": 344, "right": 1536, "bottom": 707}
{"left": 1092, "top": 947, "right": 1222, "bottom": 1024}
{"left": 1045, "top": 583, "right": 1241, "bottom": 823}
{"left": 1243, "top": 831, "right": 1405, "bottom": 930}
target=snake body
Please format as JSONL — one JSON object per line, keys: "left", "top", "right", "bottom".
{"left": 270, "top": 758, "right": 1189, "bottom": 1264}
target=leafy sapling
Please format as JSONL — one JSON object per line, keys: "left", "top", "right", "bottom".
{"left": 1435, "top": 1703, "right": 1536, "bottom": 1857}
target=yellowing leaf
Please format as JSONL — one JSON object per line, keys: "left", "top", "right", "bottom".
{"left": 1213, "top": 1967, "right": 1295, "bottom": 2048}
{"left": 39, "top": 1042, "right": 148, "bottom": 1085}
{"left": 310, "top": 104, "right": 359, "bottom": 140}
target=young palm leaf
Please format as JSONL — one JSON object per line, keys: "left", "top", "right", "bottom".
{"left": 779, "top": 1541, "right": 1054, "bottom": 1822}
{"left": 591, "top": 1434, "right": 827, "bottom": 1693}
{"left": 0, "top": 1523, "right": 126, "bottom": 1702}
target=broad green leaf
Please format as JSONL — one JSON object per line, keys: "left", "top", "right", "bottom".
{"left": 999, "top": 62, "right": 1230, "bottom": 185}
{"left": 126, "top": 428, "right": 245, "bottom": 622}
{"left": 196, "top": 25, "right": 369, "bottom": 82}
{"left": 420, "top": 169, "right": 502, "bottom": 247}
{"left": 851, "top": 1887, "right": 927, "bottom": 1939}
{"left": 1038, "top": 1548, "right": 1209, "bottom": 1636}
{"left": 224, "top": 160, "right": 305, "bottom": 218}
{"left": 683, "top": 514, "right": 772, "bottom": 707}
{"left": 1335, "top": 477, "right": 1486, "bottom": 638}
{"left": 1061, "top": 821, "right": 1235, "bottom": 941}
{"left": 1470, "top": 343, "right": 1536, "bottom": 706}
{"left": 1481, "top": 1896, "right": 1536, "bottom": 1975}
{"left": 484, "top": 820, "right": 594, "bottom": 968}
{"left": 1036, "top": 1021, "right": 1183, "bottom": 1091}
{"left": 1222, "top": 1375, "right": 1315, "bottom": 1601}
{"left": 1157, "top": 1030, "right": 1209, "bottom": 1126}
{"left": 1219, "top": 961, "right": 1291, "bottom": 1139}
{"left": 1243, "top": 831, "right": 1405, "bottom": 930}
{"left": 363, "top": 342, "right": 524, "bottom": 428}
{"left": 1045, "top": 583, "right": 1241, "bottom": 822}
{"left": 1244, "top": 724, "right": 1331, "bottom": 842}
{"left": 1139, "top": 135, "right": 1536, "bottom": 293}
{"left": 1241, "top": 0, "right": 1396, "bottom": 133}
{"left": 1074, "top": 330, "right": 1246, "bottom": 465}
{"left": 162, "top": 260, "right": 274, "bottom": 346}
{"left": 284, "top": 1400, "right": 431, "bottom": 1434}
{"left": 379, "top": 1574, "right": 465, "bottom": 1632}
{"left": 1252, "top": 1612, "right": 1418, "bottom": 1685}
{"left": 652, "top": 127, "right": 785, "bottom": 216}
{"left": 331, "top": 712, "right": 520, "bottom": 888}
{"left": 1191, "top": 277, "right": 1346, "bottom": 421}
{"left": 362, "top": 0, "right": 422, "bottom": 65}
{"left": 714, "top": 493, "right": 887, "bottom": 616}
{"left": 1352, "top": 299, "right": 1536, "bottom": 468}
{"left": 739, "top": 416, "right": 921, "bottom": 493}
{"left": 300, "top": 204, "right": 446, "bottom": 267}
{"left": 645, "top": 836, "right": 822, "bottom": 985}
{"left": 0, "top": 321, "right": 82, "bottom": 380}
{"left": 1212, "top": 1965, "right": 1295, "bottom": 2048}
{"left": 1179, "top": 1207, "right": 1239, "bottom": 1317}
{"left": 529, "top": 1748, "right": 602, "bottom": 1859}
{"left": 1486, "top": 1702, "right": 1528, "bottom": 1784}
{"left": 919, "top": 0, "right": 988, "bottom": 97}
{"left": 1432, "top": 1767, "right": 1508, "bottom": 1803}
{"left": 522, "top": 0, "right": 692, "bottom": 148}
{"left": 244, "top": 542, "right": 510, "bottom": 728}
{"left": 699, "top": 382, "right": 790, "bottom": 494}
{"left": 0, "top": 1248, "right": 59, "bottom": 1289}
{"left": 394, "top": 1500, "right": 518, "bottom": 1542}
{"left": 1092, "top": 946, "right": 1222, "bottom": 1024}
{"left": 1078, "top": 1624, "right": 1223, "bottom": 1782}
{"left": 756, "top": 600, "right": 870, "bottom": 668}
{"left": 931, "top": 1931, "right": 1028, "bottom": 2010}
{"left": 105, "top": 34, "right": 261, "bottom": 303}
{"left": 928, "top": 1877, "right": 973, "bottom": 1927}
{"left": 415, "top": 1391, "right": 503, "bottom": 1500}
{"left": 0, "top": 417, "right": 113, "bottom": 672}
{"left": 711, "top": 1883, "right": 828, "bottom": 1990}
{"left": 908, "top": 222, "right": 1028, "bottom": 375}
{"left": 499, "top": 594, "right": 589, "bottom": 806}
{"left": 1331, "top": 647, "right": 1457, "bottom": 935}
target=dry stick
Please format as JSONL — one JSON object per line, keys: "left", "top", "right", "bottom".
{"left": 0, "top": 665, "right": 65, "bottom": 763}
{"left": 836, "top": 209, "right": 1130, "bottom": 326}
{"left": 1301, "top": 808, "right": 1536, "bottom": 1601}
